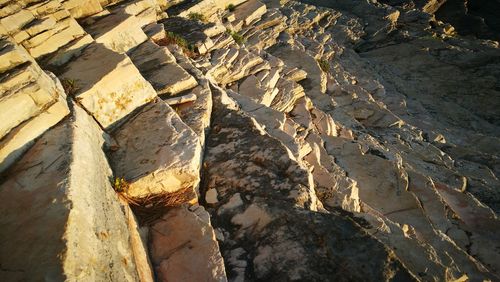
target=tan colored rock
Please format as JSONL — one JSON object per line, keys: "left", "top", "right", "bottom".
{"left": 84, "top": 10, "right": 147, "bottom": 53}
{"left": 0, "top": 38, "right": 32, "bottom": 73}
{"left": 129, "top": 39, "right": 198, "bottom": 96}
{"left": 26, "top": 1, "right": 61, "bottom": 17}
{"left": 238, "top": 74, "right": 276, "bottom": 106}
{"left": 24, "top": 17, "right": 57, "bottom": 36}
{"left": 121, "top": 200, "right": 155, "bottom": 282}
{"left": 165, "top": 93, "right": 197, "bottom": 105}
{"left": 0, "top": 9, "right": 34, "bottom": 34}
{"left": 26, "top": 17, "right": 87, "bottom": 58}
{"left": 0, "top": 93, "right": 69, "bottom": 173}
{"left": 177, "top": 0, "right": 248, "bottom": 19}
{"left": 110, "top": 98, "right": 202, "bottom": 198}
{"left": 143, "top": 23, "right": 165, "bottom": 41}
{"left": 0, "top": 57, "right": 66, "bottom": 139}
{"left": 270, "top": 77, "right": 305, "bottom": 112}
{"left": 62, "top": 0, "right": 103, "bottom": 19}
{"left": 11, "top": 30, "right": 29, "bottom": 43}
{"left": 150, "top": 205, "right": 227, "bottom": 282}
{"left": 171, "top": 50, "right": 213, "bottom": 143}
{"left": 60, "top": 43, "right": 157, "bottom": 129}
{"left": 232, "top": 0, "right": 267, "bottom": 27}
{"left": 44, "top": 34, "right": 93, "bottom": 67}
{"left": 0, "top": 104, "right": 140, "bottom": 281}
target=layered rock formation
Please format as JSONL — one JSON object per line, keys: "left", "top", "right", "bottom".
{"left": 0, "top": 0, "right": 498, "bottom": 281}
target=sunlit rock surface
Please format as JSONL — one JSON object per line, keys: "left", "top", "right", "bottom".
{"left": 0, "top": 0, "right": 499, "bottom": 281}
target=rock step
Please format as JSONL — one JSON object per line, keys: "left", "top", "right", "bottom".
{"left": 82, "top": 8, "right": 148, "bottom": 53}
{"left": 199, "top": 84, "right": 414, "bottom": 281}
{"left": 109, "top": 97, "right": 202, "bottom": 199}
{"left": 128, "top": 39, "right": 198, "bottom": 96}
{"left": 0, "top": 37, "right": 69, "bottom": 173}
{"left": 228, "top": 0, "right": 267, "bottom": 31}
{"left": 168, "top": 45, "right": 213, "bottom": 144}
{"left": 159, "top": 16, "right": 215, "bottom": 55}
{"left": 149, "top": 204, "right": 227, "bottom": 282}
{"left": 0, "top": 104, "right": 151, "bottom": 281}
{"left": 169, "top": 0, "right": 248, "bottom": 20}
{"left": 60, "top": 42, "right": 157, "bottom": 130}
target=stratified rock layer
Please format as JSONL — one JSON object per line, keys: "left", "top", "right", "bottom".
{"left": 0, "top": 0, "right": 499, "bottom": 281}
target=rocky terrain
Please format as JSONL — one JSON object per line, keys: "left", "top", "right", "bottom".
{"left": 0, "top": 0, "right": 499, "bottom": 281}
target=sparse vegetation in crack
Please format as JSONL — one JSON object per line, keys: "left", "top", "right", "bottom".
{"left": 61, "top": 78, "right": 80, "bottom": 95}
{"left": 187, "top": 12, "right": 206, "bottom": 22}
{"left": 317, "top": 58, "right": 330, "bottom": 73}
{"left": 226, "top": 29, "right": 246, "bottom": 45}
{"left": 156, "top": 31, "right": 197, "bottom": 58}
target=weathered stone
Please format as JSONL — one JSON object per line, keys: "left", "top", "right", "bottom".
{"left": 0, "top": 38, "right": 32, "bottom": 73}
{"left": 62, "top": 0, "right": 103, "bottom": 18}
{"left": 110, "top": 98, "right": 202, "bottom": 198}
{"left": 149, "top": 205, "right": 227, "bottom": 282}
{"left": 232, "top": 0, "right": 267, "bottom": 27}
{"left": 84, "top": 10, "right": 147, "bottom": 53}
{"left": 60, "top": 43, "right": 157, "bottom": 129}
{"left": 44, "top": 34, "right": 93, "bottom": 67}
{"left": 200, "top": 86, "right": 413, "bottom": 281}
{"left": 173, "top": 0, "right": 248, "bottom": 19}
{"left": 26, "top": 17, "right": 87, "bottom": 58}
{"left": 143, "top": 22, "right": 165, "bottom": 41}
{"left": 0, "top": 104, "right": 140, "bottom": 281}
{"left": 23, "top": 16, "right": 57, "bottom": 36}
{"left": 0, "top": 9, "right": 34, "bottom": 33}
{"left": 129, "top": 39, "right": 198, "bottom": 96}
{"left": 0, "top": 92, "right": 69, "bottom": 173}
{"left": 165, "top": 93, "right": 197, "bottom": 105}
{"left": 0, "top": 60, "right": 63, "bottom": 139}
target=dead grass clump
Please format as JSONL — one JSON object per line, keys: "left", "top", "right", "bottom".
{"left": 156, "top": 32, "right": 197, "bottom": 58}
{"left": 118, "top": 187, "right": 195, "bottom": 226}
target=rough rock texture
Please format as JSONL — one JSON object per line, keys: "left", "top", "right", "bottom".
{"left": 60, "top": 43, "right": 157, "bottom": 129}
{"left": 0, "top": 105, "right": 146, "bottom": 281}
{"left": 1, "top": 0, "right": 499, "bottom": 281}
{"left": 110, "top": 98, "right": 202, "bottom": 198}
{"left": 150, "top": 205, "right": 226, "bottom": 282}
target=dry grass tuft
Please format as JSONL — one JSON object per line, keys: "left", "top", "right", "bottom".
{"left": 118, "top": 187, "right": 196, "bottom": 226}
{"left": 155, "top": 32, "right": 197, "bottom": 58}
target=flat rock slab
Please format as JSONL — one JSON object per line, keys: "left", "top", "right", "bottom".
{"left": 129, "top": 40, "right": 198, "bottom": 96}
{"left": 110, "top": 98, "right": 202, "bottom": 199}
{"left": 232, "top": 0, "right": 267, "bottom": 27}
{"left": 84, "top": 9, "right": 147, "bottom": 53}
{"left": 0, "top": 91, "right": 69, "bottom": 173}
{"left": 0, "top": 61, "right": 59, "bottom": 139}
{"left": 149, "top": 205, "right": 227, "bottom": 282}
{"left": 60, "top": 43, "right": 157, "bottom": 129}
{"left": 0, "top": 105, "right": 142, "bottom": 281}
{"left": 199, "top": 88, "right": 413, "bottom": 281}
{"left": 159, "top": 17, "right": 214, "bottom": 54}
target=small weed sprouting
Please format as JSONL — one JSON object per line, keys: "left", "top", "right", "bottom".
{"left": 226, "top": 4, "right": 236, "bottom": 12}
{"left": 227, "top": 29, "right": 245, "bottom": 45}
{"left": 317, "top": 59, "right": 330, "bottom": 73}
{"left": 187, "top": 12, "right": 206, "bottom": 22}
{"left": 156, "top": 32, "right": 197, "bottom": 58}
{"left": 113, "top": 177, "right": 130, "bottom": 193}
{"left": 61, "top": 78, "right": 80, "bottom": 95}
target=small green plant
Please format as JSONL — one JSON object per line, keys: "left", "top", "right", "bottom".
{"left": 227, "top": 29, "right": 245, "bottom": 45}
{"left": 61, "top": 78, "right": 80, "bottom": 95}
{"left": 317, "top": 59, "right": 330, "bottom": 73}
{"left": 156, "top": 31, "right": 197, "bottom": 58}
{"left": 187, "top": 12, "right": 206, "bottom": 22}
{"left": 113, "top": 177, "right": 130, "bottom": 193}
{"left": 226, "top": 4, "right": 236, "bottom": 12}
